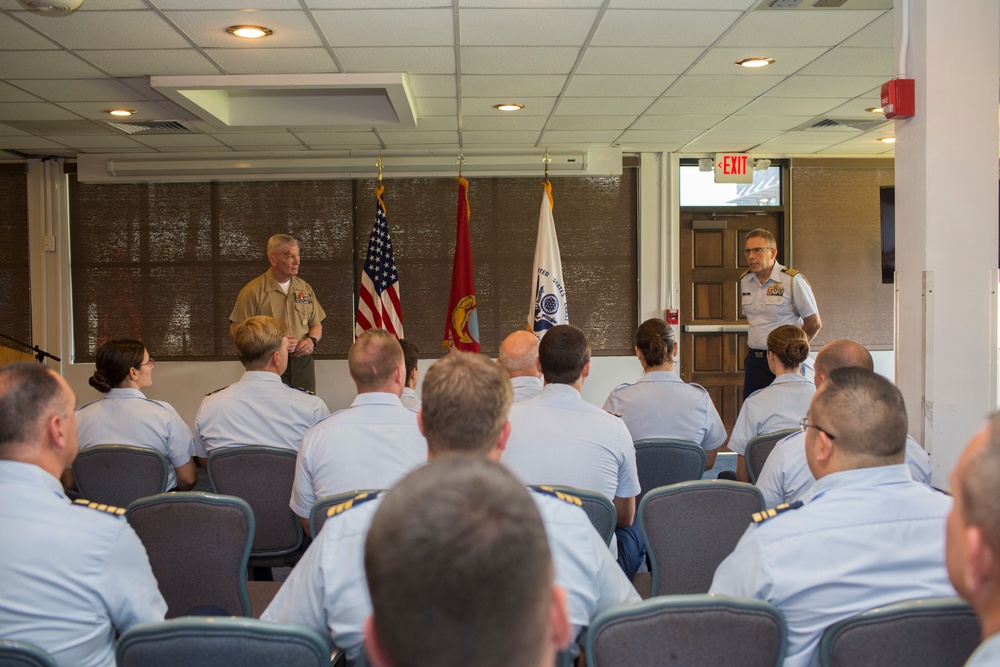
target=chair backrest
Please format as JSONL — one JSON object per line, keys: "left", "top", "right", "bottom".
{"left": 639, "top": 480, "right": 765, "bottom": 596}
{"left": 0, "top": 639, "right": 58, "bottom": 667}
{"left": 310, "top": 489, "right": 381, "bottom": 538}
{"left": 585, "top": 594, "right": 785, "bottom": 667}
{"left": 537, "top": 485, "right": 617, "bottom": 546}
{"left": 73, "top": 445, "right": 170, "bottom": 507}
{"left": 633, "top": 439, "right": 706, "bottom": 507}
{"left": 116, "top": 617, "right": 333, "bottom": 667}
{"left": 207, "top": 446, "right": 302, "bottom": 557}
{"left": 819, "top": 597, "right": 981, "bottom": 667}
{"left": 745, "top": 429, "right": 799, "bottom": 484}
{"left": 126, "top": 492, "right": 254, "bottom": 618}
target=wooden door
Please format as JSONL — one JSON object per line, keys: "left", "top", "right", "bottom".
{"left": 679, "top": 212, "right": 783, "bottom": 442}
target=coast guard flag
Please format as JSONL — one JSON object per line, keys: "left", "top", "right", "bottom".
{"left": 443, "top": 177, "right": 480, "bottom": 352}
{"left": 528, "top": 181, "right": 568, "bottom": 338}
{"left": 355, "top": 184, "right": 404, "bottom": 339}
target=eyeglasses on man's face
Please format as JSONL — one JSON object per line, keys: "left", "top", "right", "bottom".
{"left": 744, "top": 246, "right": 775, "bottom": 257}
{"left": 799, "top": 417, "right": 835, "bottom": 440}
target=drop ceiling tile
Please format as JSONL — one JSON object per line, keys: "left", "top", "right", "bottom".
{"left": 312, "top": 8, "right": 453, "bottom": 47}
{"left": 841, "top": 12, "right": 893, "bottom": 48}
{"left": 618, "top": 129, "right": 702, "bottom": 144}
{"left": 15, "top": 79, "right": 147, "bottom": 103}
{"left": 151, "top": 145, "right": 239, "bottom": 153}
{"left": 133, "top": 134, "right": 227, "bottom": 148}
{"left": 683, "top": 141, "right": 765, "bottom": 153}
{"left": 337, "top": 47, "right": 454, "bottom": 74}
{"left": 646, "top": 96, "right": 754, "bottom": 115}
{"left": 719, "top": 10, "right": 885, "bottom": 47}
{"left": 740, "top": 96, "right": 845, "bottom": 116}
{"left": 818, "top": 143, "right": 893, "bottom": 154}
{"left": 46, "top": 135, "right": 149, "bottom": 149}
{"left": 540, "top": 130, "right": 622, "bottom": 143}
{"left": 546, "top": 115, "right": 637, "bottom": 130}
{"left": 0, "top": 51, "right": 108, "bottom": 79}
{"left": 592, "top": 9, "right": 743, "bottom": 47}
{"left": 576, "top": 47, "right": 705, "bottom": 75}
{"left": 379, "top": 130, "right": 460, "bottom": 145}
{"left": 206, "top": 48, "right": 339, "bottom": 74}
{"left": 165, "top": 10, "right": 324, "bottom": 49}
{"left": 687, "top": 47, "right": 829, "bottom": 76}
{"left": 778, "top": 129, "right": 859, "bottom": 144}
{"left": 58, "top": 101, "right": 200, "bottom": 121}
{"left": 16, "top": 11, "right": 192, "bottom": 50}
{"left": 460, "top": 115, "right": 544, "bottom": 131}
{"left": 460, "top": 131, "right": 539, "bottom": 146}
{"left": 824, "top": 99, "right": 886, "bottom": 118}
{"left": 155, "top": 0, "right": 302, "bottom": 7}
{"left": 408, "top": 75, "right": 456, "bottom": 97}
{"left": 0, "top": 123, "right": 31, "bottom": 136}
{"left": 460, "top": 0, "right": 604, "bottom": 7}
{"left": 65, "top": 0, "right": 149, "bottom": 7}
{"left": 613, "top": 0, "right": 756, "bottom": 7}
{"left": 767, "top": 75, "right": 886, "bottom": 98}
{"left": 564, "top": 75, "right": 677, "bottom": 97}
{"left": 665, "top": 74, "right": 784, "bottom": 97}
{"left": 461, "top": 75, "right": 566, "bottom": 98}
{"left": 403, "top": 116, "right": 458, "bottom": 131}
{"left": 461, "top": 47, "right": 579, "bottom": 75}
{"left": 461, "top": 8, "right": 600, "bottom": 46}
{"left": 291, "top": 130, "right": 381, "bottom": 147}
{"left": 632, "top": 115, "right": 726, "bottom": 130}
{"left": 462, "top": 97, "right": 555, "bottom": 116}
{"left": 414, "top": 97, "right": 458, "bottom": 116}
{"left": 0, "top": 14, "right": 61, "bottom": 49}
{"left": 692, "top": 128, "right": 784, "bottom": 144}
{"left": 0, "top": 82, "right": 41, "bottom": 103}
{"left": 797, "top": 47, "right": 892, "bottom": 77}
{"left": 211, "top": 132, "right": 304, "bottom": 147}
{"left": 554, "top": 97, "right": 655, "bottom": 115}
{"left": 0, "top": 103, "right": 81, "bottom": 121}
{"left": 76, "top": 50, "right": 222, "bottom": 77}
{"left": 715, "top": 115, "right": 814, "bottom": 131}
{"left": 0, "top": 136, "right": 71, "bottom": 150}
{"left": 763, "top": 142, "right": 841, "bottom": 153}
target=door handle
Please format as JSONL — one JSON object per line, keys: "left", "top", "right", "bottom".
{"left": 683, "top": 325, "right": 749, "bottom": 333}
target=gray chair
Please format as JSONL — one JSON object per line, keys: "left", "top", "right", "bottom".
{"left": 745, "top": 429, "right": 799, "bottom": 484}
{"left": 633, "top": 480, "right": 765, "bottom": 598}
{"left": 819, "top": 597, "right": 981, "bottom": 667}
{"left": 535, "top": 485, "right": 617, "bottom": 546}
{"left": 310, "top": 489, "right": 381, "bottom": 539}
{"left": 0, "top": 639, "right": 58, "bottom": 667}
{"left": 585, "top": 594, "right": 786, "bottom": 667}
{"left": 126, "top": 492, "right": 254, "bottom": 618}
{"left": 115, "top": 617, "right": 341, "bottom": 667}
{"left": 207, "top": 446, "right": 304, "bottom": 578}
{"left": 633, "top": 439, "right": 706, "bottom": 507}
{"left": 72, "top": 445, "right": 170, "bottom": 507}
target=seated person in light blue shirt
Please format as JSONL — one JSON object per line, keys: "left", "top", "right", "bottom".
{"left": 398, "top": 338, "right": 421, "bottom": 410}
{"left": 498, "top": 329, "right": 543, "bottom": 402}
{"left": 194, "top": 316, "right": 329, "bottom": 461}
{"left": 70, "top": 339, "right": 196, "bottom": 491}
{"left": 290, "top": 329, "right": 427, "bottom": 535}
{"left": 947, "top": 412, "right": 1000, "bottom": 667}
{"left": 756, "top": 339, "right": 932, "bottom": 507}
{"left": 364, "top": 457, "right": 571, "bottom": 667}
{"left": 0, "top": 363, "right": 167, "bottom": 667}
{"left": 729, "top": 324, "right": 815, "bottom": 482}
{"left": 263, "top": 352, "right": 639, "bottom": 660}
{"left": 603, "top": 318, "right": 726, "bottom": 470}
{"left": 710, "top": 368, "right": 955, "bottom": 667}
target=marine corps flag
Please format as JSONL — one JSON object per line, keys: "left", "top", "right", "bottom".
{"left": 443, "top": 177, "right": 480, "bottom": 352}
{"left": 355, "top": 183, "right": 404, "bottom": 339}
{"left": 528, "top": 181, "right": 567, "bottom": 338}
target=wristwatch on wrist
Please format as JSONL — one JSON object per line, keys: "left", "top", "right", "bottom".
{"left": 307, "top": 335, "right": 319, "bottom": 346}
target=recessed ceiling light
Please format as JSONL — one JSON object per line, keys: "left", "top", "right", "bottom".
{"left": 105, "top": 108, "right": 136, "bottom": 117}
{"left": 226, "top": 25, "right": 273, "bottom": 39}
{"left": 866, "top": 107, "right": 885, "bottom": 114}
{"left": 493, "top": 103, "right": 525, "bottom": 111}
{"left": 736, "top": 57, "right": 775, "bottom": 68}
{"left": 879, "top": 137, "right": 896, "bottom": 144}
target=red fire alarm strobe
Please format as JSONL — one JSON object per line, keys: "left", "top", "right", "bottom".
{"left": 881, "top": 78, "right": 915, "bottom": 119}
{"left": 666, "top": 309, "right": 679, "bottom": 326}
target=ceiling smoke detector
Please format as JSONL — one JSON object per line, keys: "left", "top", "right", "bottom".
{"left": 17, "top": 0, "right": 85, "bottom": 16}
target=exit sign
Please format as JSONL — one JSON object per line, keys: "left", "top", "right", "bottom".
{"left": 714, "top": 153, "right": 753, "bottom": 184}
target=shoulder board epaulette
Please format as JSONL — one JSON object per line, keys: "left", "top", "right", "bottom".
{"left": 739, "top": 268, "right": 751, "bottom": 279}
{"left": 781, "top": 267, "right": 800, "bottom": 278}
{"left": 530, "top": 485, "right": 583, "bottom": 507}
{"left": 752, "top": 500, "right": 803, "bottom": 524}
{"left": 206, "top": 386, "right": 229, "bottom": 396}
{"left": 293, "top": 386, "right": 316, "bottom": 395}
{"left": 605, "top": 410, "right": 623, "bottom": 418}
{"left": 326, "top": 491, "right": 381, "bottom": 518}
{"left": 73, "top": 498, "right": 126, "bottom": 516}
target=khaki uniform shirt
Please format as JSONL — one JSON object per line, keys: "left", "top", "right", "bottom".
{"left": 230, "top": 271, "right": 326, "bottom": 340}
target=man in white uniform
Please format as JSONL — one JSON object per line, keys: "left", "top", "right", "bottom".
{"left": 290, "top": 328, "right": 426, "bottom": 534}
{"left": 498, "top": 329, "right": 543, "bottom": 401}
{"left": 194, "top": 316, "right": 329, "bottom": 460}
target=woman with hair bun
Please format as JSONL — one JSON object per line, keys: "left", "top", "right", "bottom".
{"left": 729, "top": 324, "right": 815, "bottom": 482}
{"left": 69, "top": 339, "right": 197, "bottom": 491}
{"left": 603, "top": 318, "right": 727, "bottom": 470}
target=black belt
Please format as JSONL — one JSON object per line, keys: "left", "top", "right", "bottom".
{"left": 751, "top": 350, "right": 766, "bottom": 358}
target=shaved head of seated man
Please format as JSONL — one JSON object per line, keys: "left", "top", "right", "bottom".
{"left": 0, "top": 363, "right": 166, "bottom": 667}
{"left": 364, "top": 456, "right": 570, "bottom": 667}
{"left": 754, "top": 339, "right": 932, "bottom": 508}
{"left": 262, "top": 351, "right": 639, "bottom": 660}
{"left": 498, "top": 329, "right": 543, "bottom": 402}
{"left": 710, "top": 367, "right": 954, "bottom": 667}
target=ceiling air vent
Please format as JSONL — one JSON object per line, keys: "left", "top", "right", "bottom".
{"left": 104, "top": 120, "right": 197, "bottom": 135}
{"left": 795, "top": 117, "right": 888, "bottom": 132}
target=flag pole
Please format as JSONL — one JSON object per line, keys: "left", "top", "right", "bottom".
{"left": 542, "top": 150, "right": 551, "bottom": 184}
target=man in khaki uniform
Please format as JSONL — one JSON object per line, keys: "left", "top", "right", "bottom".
{"left": 230, "top": 234, "right": 325, "bottom": 393}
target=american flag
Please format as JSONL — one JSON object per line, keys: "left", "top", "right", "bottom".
{"left": 355, "top": 184, "right": 404, "bottom": 339}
